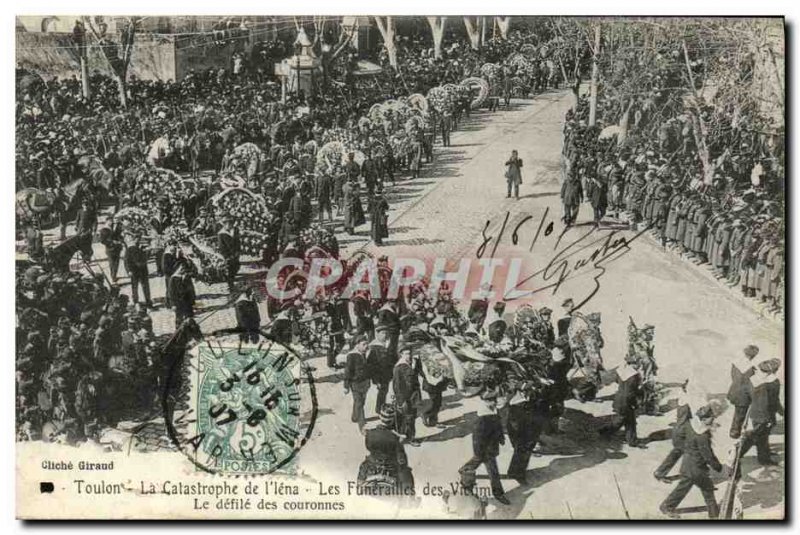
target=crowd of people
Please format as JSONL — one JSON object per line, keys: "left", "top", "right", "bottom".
{"left": 15, "top": 20, "right": 784, "bottom": 519}
{"left": 561, "top": 90, "right": 784, "bottom": 315}
{"left": 16, "top": 26, "right": 556, "bottom": 444}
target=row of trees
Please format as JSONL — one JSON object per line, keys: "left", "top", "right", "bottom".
{"left": 373, "top": 16, "right": 514, "bottom": 67}
{"left": 567, "top": 17, "right": 784, "bottom": 187}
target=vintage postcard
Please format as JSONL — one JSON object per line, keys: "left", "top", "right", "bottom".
{"left": 14, "top": 14, "right": 785, "bottom": 520}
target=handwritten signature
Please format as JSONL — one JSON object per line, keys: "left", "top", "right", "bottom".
{"left": 477, "top": 208, "right": 651, "bottom": 311}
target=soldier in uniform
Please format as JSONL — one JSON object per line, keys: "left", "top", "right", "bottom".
{"left": 458, "top": 390, "right": 509, "bottom": 505}
{"left": 367, "top": 328, "right": 393, "bottom": 415}
{"left": 659, "top": 405, "right": 723, "bottom": 519}
{"left": 739, "top": 358, "right": 783, "bottom": 466}
{"left": 557, "top": 298, "right": 574, "bottom": 338}
{"left": 344, "top": 335, "right": 371, "bottom": 433}
{"left": 727, "top": 344, "right": 758, "bottom": 439}
{"left": 217, "top": 217, "right": 241, "bottom": 292}
{"left": 393, "top": 344, "right": 421, "bottom": 447}
{"left": 600, "top": 353, "right": 643, "bottom": 447}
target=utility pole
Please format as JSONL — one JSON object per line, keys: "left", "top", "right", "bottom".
{"left": 481, "top": 16, "right": 486, "bottom": 47}
{"left": 588, "top": 23, "right": 601, "bottom": 127}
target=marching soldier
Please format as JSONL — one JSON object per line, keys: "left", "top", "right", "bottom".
{"left": 393, "top": 344, "right": 421, "bottom": 447}
{"left": 458, "top": 390, "right": 510, "bottom": 505}
{"left": 727, "top": 344, "right": 759, "bottom": 439}
{"left": 659, "top": 406, "right": 722, "bottom": 519}
{"left": 344, "top": 335, "right": 371, "bottom": 433}
{"left": 600, "top": 353, "right": 644, "bottom": 447}
{"left": 367, "top": 328, "right": 393, "bottom": 415}
{"left": 739, "top": 358, "right": 783, "bottom": 466}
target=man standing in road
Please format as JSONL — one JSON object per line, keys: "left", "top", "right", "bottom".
{"left": 504, "top": 150, "right": 523, "bottom": 199}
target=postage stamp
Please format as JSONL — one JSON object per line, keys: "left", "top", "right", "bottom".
{"left": 165, "top": 329, "right": 318, "bottom": 476}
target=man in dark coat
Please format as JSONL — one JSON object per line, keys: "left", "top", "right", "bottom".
{"left": 556, "top": 298, "right": 574, "bottom": 338}
{"left": 376, "top": 300, "right": 401, "bottom": 359}
{"left": 169, "top": 262, "right": 196, "bottom": 330}
{"left": 467, "top": 285, "right": 490, "bottom": 330}
{"left": 367, "top": 329, "right": 393, "bottom": 414}
{"left": 359, "top": 404, "right": 415, "bottom": 500}
{"left": 235, "top": 288, "right": 261, "bottom": 343}
{"left": 393, "top": 344, "right": 421, "bottom": 446}
{"left": 124, "top": 237, "right": 152, "bottom": 307}
{"left": 459, "top": 390, "right": 509, "bottom": 505}
{"left": 161, "top": 244, "right": 179, "bottom": 309}
{"left": 440, "top": 112, "right": 452, "bottom": 147}
{"left": 325, "top": 295, "right": 347, "bottom": 369}
{"left": 506, "top": 395, "right": 548, "bottom": 486}
{"left": 344, "top": 336, "right": 371, "bottom": 432}
{"left": 654, "top": 392, "right": 693, "bottom": 482}
{"left": 600, "top": 354, "right": 643, "bottom": 447}
{"left": 217, "top": 218, "right": 240, "bottom": 292}
{"left": 370, "top": 188, "right": 390, "bottom": 246}
{"left": 659, "top": 406, "right": 723, "bottom": 519}
{"left": 316, "top": 172, "right": 333, "bottom": 222}
{"left": 361, "top": 152, "right": 378, "bottom": 196}
{"left": 739, "top": 358, "right": 783, "bottom": 466}
{"left": 727, "top": 344, "right": 759, "bottom": 439}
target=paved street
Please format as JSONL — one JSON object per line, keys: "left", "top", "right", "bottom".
{"left": 44, "top": 89, "right": 783, "bottom": 519}
{"left": 302, "top": 90, "right": 785, "bottom": 519}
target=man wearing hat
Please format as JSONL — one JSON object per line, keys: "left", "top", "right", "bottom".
{"left": 600, "top": 353, "right": 644, "bottom": 448}
{"left": 538, "top": 307, "right": 555, "bottom": 348}
{"left": 367, "top": 328, "right": 393, "bottom": 415}
{"left": 344, "top": 335, "right": 371, "bottom": 433}
{"left": 458, "top": 389, "right": 510, "bottom": 505}
{"left": 557, "top": 298, "right": 574, "bottom": 338}
{"left": 727, "top": 344, "right": 759, "bottom": 439}
{"left": 169, "top": 261, "right": 196, "bottom": 331}
{"left": 359, "top": 403, "right": 415, "bottom": 500}
{"left": 124, "top": 236, "right": 152, "bottom": 308}
{"left": 235, "top": 287, "right": 261, "bottom": 344}
{"left": 393, "top": 344, "right": 421, "bottom": 447}
{"left": 659, "top": 405, "right": 723, "bottom": 519}
{"left": 467, "top": 284, "right": 491, "bottom": 331}
{"left": 377, "top": 300, "right": 401, "bottom": 359}
{"left": 217, "top": 216, "right": 241, "bottom": 293}
{"left": 739, "top": 358, "right": 783, "bottom": 466}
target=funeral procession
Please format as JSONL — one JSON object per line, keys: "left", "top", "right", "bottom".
{"left": 14, "top": 15, "right": 784, "bottom": 520}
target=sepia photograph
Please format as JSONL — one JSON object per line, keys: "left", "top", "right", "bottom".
{"left": 12, "top": 8, "right": 786, "bottom": 521}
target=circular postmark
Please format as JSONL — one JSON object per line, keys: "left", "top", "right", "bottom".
{"left": 162, "top": 326, "right": 317, "bottom": 476}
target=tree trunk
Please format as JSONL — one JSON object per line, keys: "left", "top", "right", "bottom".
{"left": 463, "top": 17, "right": 480, "bottom": 50}
{"left": 80, "top": 55, "right": 91, "bottom": 100}
{"left": 681, "top": 40, "right": 713, "bottom": 185}
{"left": 374, "top": 16, "right": 397, "bottom": 69}
{"left": 426, "top": 17, "right": 446, "bottom": 59}
{"left": 495, "top": 16, "right": 511, "bottom": 40}
{"left": 618, "top": 100, "right": 633, "bottom": 145}
{"left": 114, "top": 73, "right": 127, "bottom": 108}
{"left": 588, "top": 24, "right": 601, "bottom": 127}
